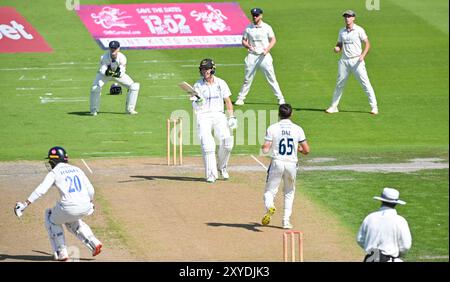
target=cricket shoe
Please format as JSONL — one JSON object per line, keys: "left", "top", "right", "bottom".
{"left": 206, "top": 176, "right": 216, "bottom": 183}
{"left": 90, "top": 111, "right": 98, "bottom": 116}
{"left": 127, "top": 110, "right": 138, "bottom": 115}
{"left": 234, "top": 99, "right": 245, "bottom": 106}
{"left": 282, "top": 220, "right": 293, "bottom": 229}
{"left": 54, "top": 248, "right": 69, "bottom": 261}
{"left": 325, "top": 106, "right": 339, "bottom": 114}
{"left": 370, "top": 107, "right": 379, "bottom": 115}
{"left": 87, "top": 238, "right": 103, "bottom": 256}
{"left": 92, "top": 243, "right": 102, "bottom": 256}
{"left": 220, "top": 168, "right": 229, "bottom": 180}
{"left": 261, "top": 207, "right": 276, "bottom": 225}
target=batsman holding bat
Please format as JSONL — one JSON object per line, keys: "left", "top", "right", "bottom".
{"left": 261, "top": 104, "right": 310, "bottom": 229}
{"left": 14, "top": 146, "right": 102, "bottom": 261}
{"left": 192, "top": 58, "right": 237, "bottom": 183}
{"left": 89, "top": 40, "right": 140, "bottom": 116}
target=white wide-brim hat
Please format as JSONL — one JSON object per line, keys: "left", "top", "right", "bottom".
{"left": 373, "top": 187, "right": 406, "bottom": 205}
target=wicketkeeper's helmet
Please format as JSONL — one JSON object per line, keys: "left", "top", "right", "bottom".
{"left": 109, "top": 83, "right": 122, "bottom": 95}
{"left": 199, "top": 58, "right": 216, "bottom": 74}
{"left": 47, "top": 146, "right": 68, "bottom": 169}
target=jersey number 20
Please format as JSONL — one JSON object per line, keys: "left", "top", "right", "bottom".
{"left": 66, "top": 175, "right": 82, "bottom": 193}
{"left": 279, "top": 138, "right": 294, "bottom": 155}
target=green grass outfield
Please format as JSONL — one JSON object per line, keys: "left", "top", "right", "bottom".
{"left": 0, "top": 0, "right": 448, "bottom": 261}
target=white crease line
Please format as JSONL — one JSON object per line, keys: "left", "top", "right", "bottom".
{"left": 40, "top": 97, "right": 87, "bottom": 103}
{"left": 0, "top": 66, "right": 96, "bottom": 71}
{"left": 250, "top": 154, "right": 268, "bottom": 170}
{"left": 47, "top": 59, "right": 197, "bottom": 66}
{"left": 81, "top": 159, "right": 93, "bottom": 174}
{"left": 18, "top": 87, "right": 84, "bottom": 90}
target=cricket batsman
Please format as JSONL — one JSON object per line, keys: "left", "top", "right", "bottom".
{"left": 192, "top": 58, "right": 237, "bottom": 183}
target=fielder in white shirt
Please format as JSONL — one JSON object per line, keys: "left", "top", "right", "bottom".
{"left": 325, "top": 10, "right": 378, "bottom": 115}
{"left": 357, "top": 187, "right": 412, "bottom": 262}
{"left": 234, "top": 8, "right": 285, "bottom": 106}
{"left": 90, "top": 40, "right": 140, "bottom": 116}
{"left": 14, "top": 146, "right": 102, "bottom": 261}
{"left": 192, "top": 59, "right": 237, "bottom": 183}
{"left": 260, "top": 104, "right": 310, "bottom": 229}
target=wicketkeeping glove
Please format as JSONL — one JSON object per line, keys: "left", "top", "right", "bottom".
{"left": 14, "top": 202, "right": 28, "bottom": 218}
{"left": 112, "top": 67, "right": 121, "bottom": 78}
{"left": 228, "top": 116, "right": 238, "bottom": 130}
{"left": 105, "top": 66, "right": 114, "bottom": 77}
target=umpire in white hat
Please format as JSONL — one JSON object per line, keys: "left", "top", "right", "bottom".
{"left": 356, "top": 187, "right": 412, "bottom": 262}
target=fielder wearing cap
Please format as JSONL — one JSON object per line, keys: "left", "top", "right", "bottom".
{"left": 325, "top": 9, "right": 379, "bottom": 115}
{"left": 234, "top": 7, "right": 286, "bottom": 106}
{"left": 356, "top": 187, "right": 412, "bottom": 262}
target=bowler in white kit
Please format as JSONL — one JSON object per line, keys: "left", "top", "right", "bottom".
{"left": 14, "top": 146, "right": 102, "bottom": 261}
{"left": 90, "top": 40, "right": 140, "bottom": 115}
{"left": 261, "top": 104, "right": 310, "bottom": 229}
{"left": 326, "top": 10, "right": 378, "bottom": 115}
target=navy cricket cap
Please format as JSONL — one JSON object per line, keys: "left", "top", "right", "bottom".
{"left": 251, "top": 8, "right": 263, "bottom": 16}
{"left": 109, "top": 40, "right": 120, "bottom": 49}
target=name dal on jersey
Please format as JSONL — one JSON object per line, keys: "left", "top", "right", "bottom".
{"left": 281, "top": 130, "right": 291, "bottom": 136}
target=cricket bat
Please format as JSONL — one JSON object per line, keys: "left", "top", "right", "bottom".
{"left": 178, "top": 81, "right": 202, "bottom": 100}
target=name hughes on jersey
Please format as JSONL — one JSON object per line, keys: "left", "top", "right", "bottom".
{"left": 58, "top": 168, "right": 79, "bottom": 176}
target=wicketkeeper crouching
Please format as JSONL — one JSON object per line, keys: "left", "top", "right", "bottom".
{"left": 89, "top": 40, "right": 140, "bottom": 116}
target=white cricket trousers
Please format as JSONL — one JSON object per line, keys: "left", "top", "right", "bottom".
{"left": 330, "top": 57, "right": 377, "bottom": 108}
{"left": 237, "top": 53, "right": 284, "bottom": 101}
{"left": 90, "top": 73, "right": 135, "bottom": 113}
{"left": 196, "top": 112, "right": 232, "bottom": 179}
{"left": 49, "top": 201, "right": 93, "bottom": 225}
{"left": 264, "top": 159, "right": 297, "bottom": 222}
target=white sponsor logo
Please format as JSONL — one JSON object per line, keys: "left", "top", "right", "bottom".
{"left": 190, "top": 4, "right": 230, "bottom": 34}
{"left": 0, "top": 20, "right": 33, "bottom": 40}
{"left": 91, "top": 7, "right": 135, "bottom": 29}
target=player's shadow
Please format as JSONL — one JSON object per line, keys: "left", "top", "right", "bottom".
{"left": 292, "top": 107, "right": 368, "bottom": 114}
{"left": 206, "top": 222, "right": 265, "bottom": 232}
{"left": 0, "top": 250, "right": 94, "bottom": 262}
{"left": 68, "top": 111, "right": 126, "bottom": 116}
{"left": 241, "top": 101, "right": 279, "bottom": 106}
{"left": 129, "top": 175, "right": 205, "bottom": 182}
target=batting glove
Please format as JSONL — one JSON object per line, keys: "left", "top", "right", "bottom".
{"left": 14, "top": 201, "right": 28, "bottom": 218}
{"left": 228, "top": 116, "right": 238, "bottom": 130}
{"left": 194, "top": 96, "right": 205, "bottom": 105}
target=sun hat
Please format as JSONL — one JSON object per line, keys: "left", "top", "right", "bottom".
{"left": 373, "top": 187, "right": 406, "bottom": 205}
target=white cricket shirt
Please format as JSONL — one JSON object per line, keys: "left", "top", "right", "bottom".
{"left": 264, "top": 119, "right": 306, "bottom": 163}
{"left": 356, "top": 206, "right": 412, "bottom": 257}
{"left": 99, "top": 52, "right": 127, "bottom": 75}
{"left": 337, "top": 24, "right": 368, "bottom": 59}
{"left": 27, "top": 163, "right": 95, "bottom": 208}
{"left": 193, "top": 76, "right": 231, "bottom": 114}
{"left": 243, "top": 22, "right": 275, "bottom": 55}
